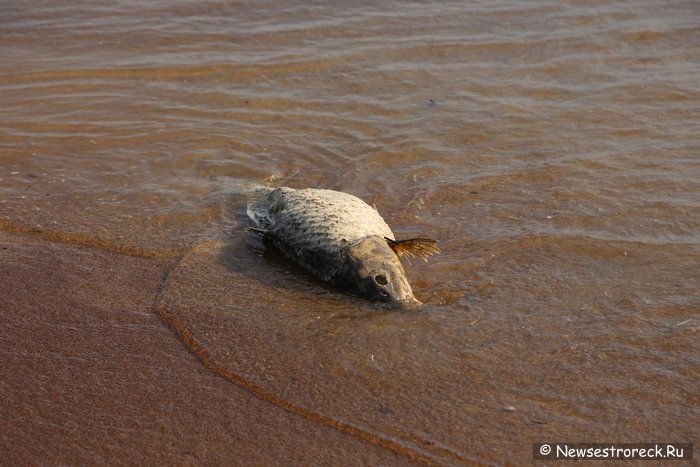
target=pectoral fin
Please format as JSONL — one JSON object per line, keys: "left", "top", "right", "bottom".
{"left": 385, "top": 237, "right": 440, "bottom": 261}
{"left": 244, "top": 226, "right": 269, "bottom": 235}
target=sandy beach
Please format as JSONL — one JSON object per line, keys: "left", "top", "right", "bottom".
{"left": 0, "top": 229, "right": 420, "bottom": 465}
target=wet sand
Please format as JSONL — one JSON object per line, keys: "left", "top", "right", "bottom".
{"left": 2, "top": 219, "right": 696, "bottom": 464}
{"left": 0, "top": 230, "right": 416, "bottom": 465}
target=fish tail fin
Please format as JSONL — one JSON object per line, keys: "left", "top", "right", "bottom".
{"left": 385, "top": 237, "right": 440, "bottom": 262}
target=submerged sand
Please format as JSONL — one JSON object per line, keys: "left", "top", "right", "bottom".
{"left": 0, "top": 230, "right": 414, "bottom": 465}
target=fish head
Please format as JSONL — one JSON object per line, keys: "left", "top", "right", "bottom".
{"left": 343, "top": 235, "right": 419, "bottom": 305}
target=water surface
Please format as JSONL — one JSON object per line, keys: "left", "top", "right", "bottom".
{"left": 1, "top": 1, "right": 698, "bottom": 464}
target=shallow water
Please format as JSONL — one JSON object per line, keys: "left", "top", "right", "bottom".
{"left": 2, "top": 0, "right": 698, "bottom": 464}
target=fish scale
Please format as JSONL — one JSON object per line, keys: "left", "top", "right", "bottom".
{"left": 248, "top": 187, "right": 396, "bottom": 259}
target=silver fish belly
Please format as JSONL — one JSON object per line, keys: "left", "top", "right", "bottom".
{"left": 247, "top": 187, "right": 438, "bottom": 304}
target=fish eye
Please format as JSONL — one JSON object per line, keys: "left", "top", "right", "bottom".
{"left": 374, "top": 274, "right": 388, "bottom": 286}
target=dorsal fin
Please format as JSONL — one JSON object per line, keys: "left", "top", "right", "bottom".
{"left": 385, "top": 237, "right": 439, "bottom": 262}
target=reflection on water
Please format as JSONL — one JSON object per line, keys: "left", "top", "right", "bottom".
{"left": 2, "top": 0, "right": 698, "bottom": 463}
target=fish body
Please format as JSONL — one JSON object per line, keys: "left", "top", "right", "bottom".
{"left": 247, "top": 187, "right": 438, "bottom": 304}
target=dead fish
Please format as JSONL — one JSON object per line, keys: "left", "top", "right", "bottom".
{"left": 246, "top": 187, "right": 439, "bottom": 304}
